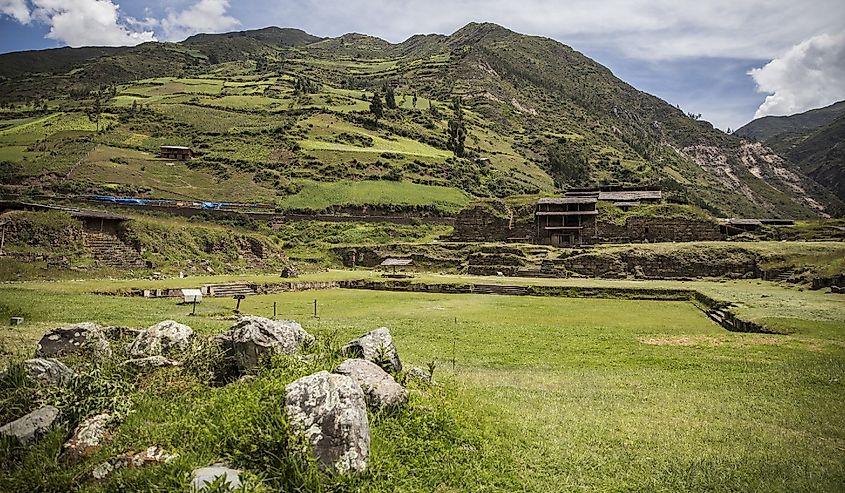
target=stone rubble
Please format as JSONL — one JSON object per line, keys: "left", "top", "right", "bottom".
{"left": 0, "top": 405, "right": 60, "bottom": 445}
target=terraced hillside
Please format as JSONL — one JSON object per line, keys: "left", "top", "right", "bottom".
{"left": 0, "top": 23, "right": 841, "bottom": 217}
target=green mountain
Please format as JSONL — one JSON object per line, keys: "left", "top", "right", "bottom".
{"left": 1, "top": 23, "right": 840, "bottom": 218}
{"left": 736, "top": 101, "right": 845, "bottom": 204}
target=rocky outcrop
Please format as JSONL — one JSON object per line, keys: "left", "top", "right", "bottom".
{"left": 0, "top": 406, "right": 60, "bottom": 445}
{"left": 64, "top": 413, "right": 111, "bottom": 461}
{"left": 342, "top": 328, "right": 402, "bottom": 372}
{"left": 284, "top": 371, "right": 369, "bottom": 474}
{"left": 191, "top": 463, "right": 243, "bottom": 491}
{"left": 127, "top": 320, "right": 193, "bottom": 357}
{"left": 335, "top": 359, "right": 408, "bottom": 410}
{"left": 36, "top": 323, "right": 111, "bottom": 358}
{"left": 22, "top": 358, "right": 74, "bottom": 386}
{"left": 228, "top": 316, "right": 314, "bottom": 372}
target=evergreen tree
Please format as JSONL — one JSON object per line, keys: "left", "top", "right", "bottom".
{"left": 412, "top": 93, "right": 418, "bottom": 108}
{"left": 370, "top": 92, "right": 384, "bottom": 121}
{"left": 446, "top": 97, "right": 466, "bottom": 157}
{"left": 384, "top": 85, "right": 397, "bottom": 109}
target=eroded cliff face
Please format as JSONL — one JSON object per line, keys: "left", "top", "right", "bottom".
{"left": 681, "top": 142, "right": 830, "bottom": 217}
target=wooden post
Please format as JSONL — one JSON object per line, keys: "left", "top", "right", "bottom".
{"left": 273, "top": 302, "right": 277, "bottom": 320}
{"left": 313, "top": 299, "right": 318, "bottom": 318}
{"left": 192, "top": 298, "right": 197, "bottom": 315}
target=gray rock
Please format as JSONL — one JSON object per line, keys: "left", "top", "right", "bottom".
{"left": 335, "top": 359, "right": 408, "bottom": 410}
{"left": 230, "top": 316, "right": 314, "bottom": 372}
{"left": 128, "top": 320, "right": 193, "bottom": 357}
{"left": 64, "top": 413, "right": 111, "bottom": 461}
{"left": 91, "top": 446, "right": 178, "bottom": 480}
{"left": 122, "top": 355, "right": 182, "bottom": 369}
{"left": 407, "top": 367, "right": 433, "bottom": 384}
{"left": 23, "top": 358, "right": 74, "bottom": 386}
{"left": 0, "top": 405, "right": 60, "bottom": 445}
{"left": 342, "top": 327, "right": 402, "bottom": 372}
{"left": 36, "top": 323, "right": 111, "bottom": 358}
{"left": 285, "top": 371, "right": 369, "bottom": 474}
{"left": 191, "top": 463, "right": 243, "bottom": 491}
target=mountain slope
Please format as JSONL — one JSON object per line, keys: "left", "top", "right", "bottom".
{"left": 0, "top": 23, "right": 840, "bottom": 218}
{"left": 736, "top": 101, "right": 845, "bottom": 142}
{"left": 736, "top": 101, "right": 845, "bottom": 203}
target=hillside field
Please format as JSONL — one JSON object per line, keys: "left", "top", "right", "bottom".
{"left": 1, "top": 274, "right": 843, "bottom": 491}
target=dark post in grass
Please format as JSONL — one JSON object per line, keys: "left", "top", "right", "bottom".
{"left": 273, "top": 302, "right": 277, "bottom": 320}
{"left": 191, "top": 298, "right": 197, "bottom": 316}
{"left": 313, "top": 299, "right": 318, "bottom": 318}
{"left": 234, "top": 294, "right": 245, "bottom": 313}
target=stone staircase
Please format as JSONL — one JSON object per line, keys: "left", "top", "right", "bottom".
{"left": 470, "top": 284, "right": 531, "bottom": 296}
{"left": 705, "top": 304, "right": 767, "bottom": 333}
{"left": 83, "top": 232, "right": 146, "bottom": 269}
{"left": 204, "top": 283, "right": 257, "bottom": 297}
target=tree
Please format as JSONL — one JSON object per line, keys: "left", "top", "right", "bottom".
{"left": 547, "top": 140, "right": 590, "bottom": 186}
{"left": 370, "top": 92, "right": 384, "bottom": 121}
{"left": 412, "top": 93, "right": 418, "bottom": 108}
{"left": 446, "top": 97, "right": 467, "bottom": 157}
{"left": 87, "top": 94, "right": 102, "bottom": 132}
{"left": 384, "top": 85, "right": 397, "bottom": 109}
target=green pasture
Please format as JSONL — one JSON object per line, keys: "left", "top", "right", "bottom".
{"left": 0, "top": 275, "right": 843, "bottom": 491}
{"left": 279, "top": 179, "right": 470, "bottom": 212}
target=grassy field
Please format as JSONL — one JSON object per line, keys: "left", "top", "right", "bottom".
{"left": 1, "top": 273, "right": 843, "bottom": 491}
{"left": 279, "top": 179, "right": 471, "bottom": 212}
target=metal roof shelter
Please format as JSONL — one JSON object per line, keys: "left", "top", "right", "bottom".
{"left": 597, "top": 190, "right": 662, "bottom": 202}
{"left": 380, "top": 258, "right": 413, "bottom": 275}
{"left": 537, "top": 197, "right": 598, "bottom": 205}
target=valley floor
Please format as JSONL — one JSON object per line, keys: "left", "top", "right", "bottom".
{"left": 1, "top": 272, "right": 843, "bottom": 491}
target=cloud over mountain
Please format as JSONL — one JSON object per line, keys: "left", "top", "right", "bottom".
{"left": 751, "top": 32, "right": 845, "bottom": 118}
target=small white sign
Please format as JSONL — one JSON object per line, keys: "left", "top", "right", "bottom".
{"left": 181, "top": 288, "right": 203, "bottom": 303}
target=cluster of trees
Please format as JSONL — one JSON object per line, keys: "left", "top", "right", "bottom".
{"left": 546, "top": 138, "right": 590, "bottom": 186}
{"left": 293, "top": 76, "right": 321, "bottom": 96}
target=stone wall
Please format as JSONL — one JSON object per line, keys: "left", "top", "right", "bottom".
{"left": 626, "top": 217, "right": 721, "bottom": 242}
{"left": 450, "top": 202, "right": 533, "bottom": 242}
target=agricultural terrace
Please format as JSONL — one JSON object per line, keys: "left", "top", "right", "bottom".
{"left": 1, "top": 272, "right": 843, "bottom": 491}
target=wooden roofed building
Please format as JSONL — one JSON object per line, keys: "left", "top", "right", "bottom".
{"left": 159, "top": 145, "right": 193, "bottom": 161}
{"left": 535, "top": 197, "right": 598, "bottom": 247}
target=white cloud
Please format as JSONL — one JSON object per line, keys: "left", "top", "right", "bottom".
{"left": 750, "top": 33, "right": 845, "bottom": 118}
{"left": 160, "top": 0, "right": 239, "bottom": 41}
{"left": 0, "top": 0, "right": 30, "bottom": 23}
{"left": 31, "top": 0, "right": 155, "bottom": 47}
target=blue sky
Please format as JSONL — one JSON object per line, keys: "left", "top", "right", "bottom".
{"left": 1, "top": 0, "right": 844, "bottom": 130}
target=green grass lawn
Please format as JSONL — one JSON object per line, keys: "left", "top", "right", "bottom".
{"left": 0, "top": 277, "right": 842, "bottom": 491}
{"left": 279, "top": 179, "right": 470, "bottom": 212}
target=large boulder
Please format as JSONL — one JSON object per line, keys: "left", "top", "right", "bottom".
{"left": 0, "top": 406, "right": 60, "bottom": 445}
{"left": 23, "top": 358, "right": 74, "bottom": 386}
{"left": 191, "top": 463, "right": 243, "bottom": 491}
{"left": 229, "top": 316, "right": 314, "bottom": 372}
{"left": 63, "top": 413, "right": 111, "bottom": 461}
{"left": 128, "top": 320, "right": 193, "bottom": 357}
{"left": 36, "top": 323, "right": 111, "bottom": 358}
{"left": 285, "top": 371, "right": 369, "bottom": 474}
{"left": 342, "top": 327, "right": 402, "bottom": 372}
{"left": 335, "top": 359, "right": 408, "bottom": 410}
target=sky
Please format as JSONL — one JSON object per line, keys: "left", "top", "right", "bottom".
{"left": 1, "top": 0, "right": 844, "bottom": 130}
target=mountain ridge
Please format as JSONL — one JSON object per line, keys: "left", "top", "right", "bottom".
{"left": 0, "top": 22, "right": 841, "bottom": 218}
